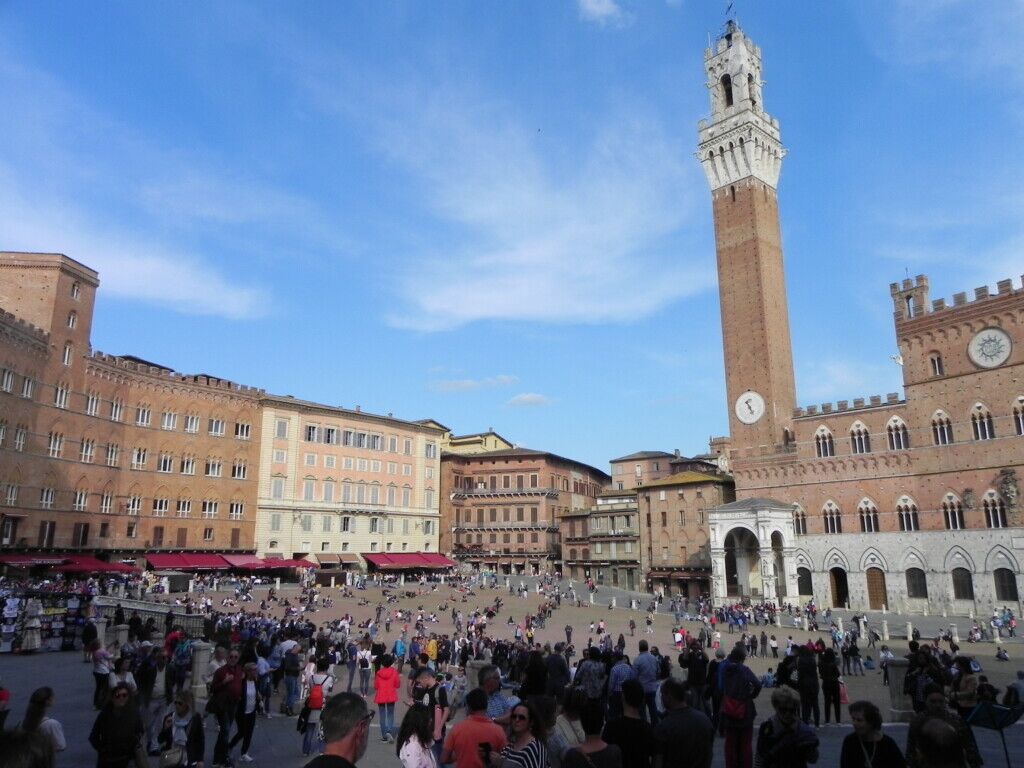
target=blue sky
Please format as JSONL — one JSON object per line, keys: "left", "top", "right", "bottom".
{"left": 2, "top": 1, "right": 1022, "bottom": 472}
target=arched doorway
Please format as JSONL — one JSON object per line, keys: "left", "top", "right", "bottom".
{"left": 829, "top": 567, "right": 849, "bottom": 608}
{"left": 866, "top": 567, "right": 887, "bottom": 610}
{"left": 770, "top": 532, "right": 787, "bottom": 600}
{"left": 724, "top": 528, "right": 761, "bottom": 598}
{"left": 797, "top": 567, "right": 813, "bottom": 596}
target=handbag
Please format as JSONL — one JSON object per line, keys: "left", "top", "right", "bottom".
{"left": 838, "top": 681, "right": 849, "bottom": 705}
{"left": 721, "top": 695, "right": 747, "bottom": 720}
{"left": 159, "top": 746, "right": 185, "bottom": 768}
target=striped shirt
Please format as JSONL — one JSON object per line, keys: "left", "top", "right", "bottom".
{"left": 501, "top": 739, "right": 548, "bottom": 768}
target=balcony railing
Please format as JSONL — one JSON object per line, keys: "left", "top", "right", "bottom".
{"left": 451, "top": 487, "right": 560, "bottom": 500}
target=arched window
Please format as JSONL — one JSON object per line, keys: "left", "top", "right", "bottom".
{"left": 822, "top": 501, "right": 842, "bottom": 534}
{"left": 952, "top": 568, "right": 974, "bottom": 600}
{"left": 983, "top": 491, "right": 1007, "bottom": 529}
{"left": 971, "top": 403, "right": 995, "bottom": 441}
{"left": 858, "top": 500, "right": 880, "bottom": 533}
{"left": 67, "top": 310, "right": 77, "bottom": 329}
{"left": 850, "top": 422, "right": 871, "bottom": 454}
{"left": 569, "top": 548, "right": 577, "bottom": 561}
{"left": 942, "top": 494, "right": 965, "bottom": 530}
{"left": 268, "top": 539, "right": 279, "bottom": 549}
{"left": 721, "top": 74, "right": 734, "bottom": 107}
{"left": 797, "top": 567, "right": 812, "bottom": 595}
{"left": 1014, "top": 397, "right": 1024, "bottom": 436}
{"left": 928, "top": 352, "right": 944, "bottom": 377}
{"left": 994, "top": 568, "right": 1019, "bottom": 602}
{"left": 793, "top": 506, "right": 807, "bottom": 535}
{"left": 886, "top": 417, "right": 909, "bottom": 451}
{"left": 814, "top": 426, "right": 835, "bottom": 458}
{"left": 932, "top": 410, "right": 954, "bottom": 446}
{"left": 896, "top": 496, "right": 919, "bottom": 532}
{"left": 905, "top": 568, "right": 928, "bottom": 599}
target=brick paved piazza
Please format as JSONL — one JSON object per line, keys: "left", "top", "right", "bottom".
{"left": 1, "top": 581, "right": 1021, "bottom": 767}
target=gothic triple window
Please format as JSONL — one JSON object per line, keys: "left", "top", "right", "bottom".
{"left": 896, "top": 497, "right": 920, "bottom": 532}
{"left": 932, "top": 411, "right": 954, "bottom": 446}
{"left": 983, "top": 491, "right": 1007, "bottom": 529}
{"left": 858, "top": 500, "right": 880, "bottom": 533}
{"left": 793, "top": 506, "right": 807, "bottom": 535}
{"left": 1014, "top": 399, "right": 1024, "bottom": 436}
{"left": 971, "top": 404, "right": 995, "bottom": 441}
{"left": 822, "top": 501, "right": 842, "bottom": 534}
{"left": 850, "top": 422, "right": 871, "bottom": 455}
{"left": 942, "top": 494, "right": 965, "bottom": 530}
{"left": 814, "top": 427, "right": 835, "bottom": 458}
{"left": 886, "top": 417, "right": 909, "bottom": 451}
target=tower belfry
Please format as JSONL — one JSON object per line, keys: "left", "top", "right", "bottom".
{"left": 698, "top": 21, "right": 796, "bottom": 453}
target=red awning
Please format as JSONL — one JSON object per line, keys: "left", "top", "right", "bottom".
{"left": 258, "top": 558, "right": 317, "bottom": 569}
{"left": 220, "top": 554, "right": 266, "bottom": 569}
{"left": 178, "top": 554, "right": 231, "bottom": 570}
{"left": 0, "top": 553, "right": 71, "bottom": 566}
{"left": 145, "top": 553, "right": 190, "bottom": 569}
{"left": 362, "top": 552, "right": 456, "bottom": 570}
{"left": 54, "top": 555, "right": 136, "bottom": 574}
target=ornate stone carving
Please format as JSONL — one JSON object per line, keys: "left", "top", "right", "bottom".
{"left": 962, "top": 488, "right": 975, "bottom": 509}
{"left": 997, "top": 469, "right": 1018, "bottom": 508}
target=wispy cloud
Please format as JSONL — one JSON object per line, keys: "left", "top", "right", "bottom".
{"left": 429, "top": 374, "right": 518, "bottom": 393}
{"left": 507, "top": 393, "right": 552, "bottom": 408}
{"left": 0, "top": 171, "right": 270, "bottom": 320}
{"left": 577, "top": 0, "right": 630, "bottom": 26}
{"left": 324, "top": 83, "right": 711, "bottom": 331}
{"left": 0, "top": 44, "right": 335, "bottom": 319}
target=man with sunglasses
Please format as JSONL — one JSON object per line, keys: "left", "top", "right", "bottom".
{"left": 305, "top": 692, "right": 373, "bottom": 768}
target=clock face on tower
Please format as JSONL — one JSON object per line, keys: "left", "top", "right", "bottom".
{"left": 735, "top": 391, "right": 766, "bottom": 425}
{"left": 968, "top": 327, "right": 1012, "bottom": 369}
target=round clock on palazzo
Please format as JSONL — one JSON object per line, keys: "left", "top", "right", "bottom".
{"left": 967, "top": 327, "right": 1012, "bottom": 369}
{"left": 735, "top": 391, "right": 766, "bottom": 424}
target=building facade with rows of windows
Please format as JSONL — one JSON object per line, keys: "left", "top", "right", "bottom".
{"left": 254, "top": 397, "right": 444, "bottom": 562}
{"left": 699, "top": 23, "right": 1023, "bottom": 617}
{"left": 441, "top": 448, "right": 609, "bottom": 575}
{"left": 0, "top": 252, "right": 262, "bottom": 559}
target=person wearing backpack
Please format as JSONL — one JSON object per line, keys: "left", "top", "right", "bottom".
{"left": 301, "top": 657, "right": 334, "bottom": 756}
{"left": 719, "top": 646, "right": 761, "bottom": 768}
{"left": 283, "top": 645, "right": 302, "bottom": 716}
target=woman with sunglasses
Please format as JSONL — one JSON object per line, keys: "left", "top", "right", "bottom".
{"left": 157, "top": 691, "right": 205, "bottom": 768}
{"left": 754, "top": 686, "right": 819, "bottom": 768}
{"left": 89, "top": 682, "right": 144, "bottom": 768}
{"left": 487, "top": 702, "right": 549, "bottom": 768}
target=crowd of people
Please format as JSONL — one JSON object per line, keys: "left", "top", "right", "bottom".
{"left": 0, "top": 572, "right": 1020, "bottom": 768}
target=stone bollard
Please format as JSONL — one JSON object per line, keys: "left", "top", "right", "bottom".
{"left": 858, "top": 618, "right": 867, "bottom": 638}
{"left": 886, "top": 658, "right": 916, "bottom": 722}
{"left": 589, "top": 593, "right": 595, "bottom": 605}
{"left": 837, "top": 618, "right": 844, "bottom": 634}
{"left": 188, "top": 579, "right": 195, "bottom": 594}
{"left": 466, "top": 659, "right": 488, "bottom": 689}
{"left": 113, "top": 624, "right": 129, "bottom": 647}
{"left": 881, "top": 620, "right": 889, "bottom": 641}
{"left": 190, "top": 641, "right": 213, "bottom": 707}
{"left": 275, "top": 577, "right": 281, "bottom": 591}
{"left": 611, "top": 597, "right": 616, "bottom": 609}
{"left": 906, "top": 622, "right": 913, "bottom": 641}
{"left": 775, "top": 613, "right": 782, "bottom": 627}
{"left": 950, "top": 623, "right": 959, "bottom": 643}
{"left": 802, "top": 617, "right": 809, "bottom": 631}
{"left": 330, "top": 576, "right": 336, "bottom": 588}
{"left": 95, "top": 617, "right": 108, "bottom": 646}
{"left": 882, "top": 604, "right": 887, "bottom": 615}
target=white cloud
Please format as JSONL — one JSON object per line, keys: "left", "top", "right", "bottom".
{"left": 577, "top": 0, "right": 629, "bottom": 26}
{"left": 0, "top": 174, "right": 269, "bottom": 320}
{"left": 429, "top": 374, "right": 518, "bottom": 393}
{"left": 346, "top": 86, "right": 711, "bottom": 331}
{"left": 507, "top": 393, "right": 552, "bottom": 407}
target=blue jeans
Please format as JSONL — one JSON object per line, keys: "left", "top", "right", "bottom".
{"left": 644, "top": 691, "right": 660, "bottom": 725}
{"left": 303, "top": 718, "right": 323, "bottom": 755}
{"left": 285, "top": 674, "right": 300, "bottom": 712}
{"left": 378, "top": 702, "right": 395, "bottom": 739}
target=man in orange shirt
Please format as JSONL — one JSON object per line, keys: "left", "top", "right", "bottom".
{"left": 441, "top": 688, "right": 507, "bottom": 768}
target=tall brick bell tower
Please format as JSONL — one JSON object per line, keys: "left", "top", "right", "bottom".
{"left": 698, "top": 21, "right": 796, "bottom": 454}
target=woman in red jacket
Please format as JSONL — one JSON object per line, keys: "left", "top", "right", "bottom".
{"left": 375, "top": 653, "right": 402, "bottom": 743}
